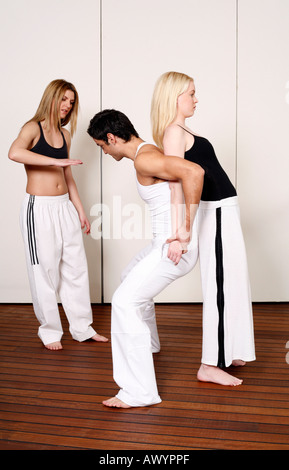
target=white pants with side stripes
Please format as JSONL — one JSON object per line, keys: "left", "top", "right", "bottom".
{"left": 20, "top": 193, "right": 96, "bottom": 345}
{"left": 110, "top": 196, "right": 255, "bottom": 407}
{"left": 198, "top": 197, "right": 255, "bottom": 368}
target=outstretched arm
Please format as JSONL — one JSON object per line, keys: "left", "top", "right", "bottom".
{"left": 8, "top": 122, "right": 83, "bottom": 167}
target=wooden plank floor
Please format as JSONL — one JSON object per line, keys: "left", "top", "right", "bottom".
{"left": 0, "top": 302, "right": 289, "bottom": 451}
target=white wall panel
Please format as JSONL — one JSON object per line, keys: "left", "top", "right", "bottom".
{"left": 2, "top": 0, "right": 287, "bottom": 304}
{"left": 0, "top": 0, "right": 102, "bottom": 302}
{"left": 101, "top": 0, "right": 237, "bottom": 302}
{"left": 237, "top": 0, "right": 289, "bottom": 300}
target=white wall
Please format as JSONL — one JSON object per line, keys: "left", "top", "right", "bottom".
{"left": 237, "top": 0, "right": 289, "bottom": 301}
{"left": 0, "top": 0, "right": 288, "bottom": 303}
{"left": 101, "top": 0, "right": 237, "bottom": 302}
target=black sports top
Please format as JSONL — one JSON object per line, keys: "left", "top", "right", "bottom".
{"left": 182, "top": 127, "right": 237, "bottom": 201}
{"left": 30, "top": 122, "right": 68, "bottom": 159}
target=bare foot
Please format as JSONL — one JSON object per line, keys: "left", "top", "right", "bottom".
{"left": 45, "top": 341, "right": 63, "bottom": 351}
{"left": 232, "top": 360, "right": 246, "bottom": 366}
{"left": 102, "top": 397, "right": 131, "bottom": 408}
{"left": 91, "top": 333, "right": 108, "bottom": 342}
{"left": 197, "top": 364, "right": 243, "bottom": 386}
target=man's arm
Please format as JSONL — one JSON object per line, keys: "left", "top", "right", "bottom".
{"left": 164, "top": 124, "right": 187, "bottom": 263}
{"left": 135, "top": 150, "right": 204, "bottom": 241}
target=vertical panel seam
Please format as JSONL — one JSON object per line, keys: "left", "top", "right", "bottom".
{"left": 100, "top": 0, "right": 104, "bottom": 303}
{"left": 235, "top": 0, "right": 239, "bottom": 190}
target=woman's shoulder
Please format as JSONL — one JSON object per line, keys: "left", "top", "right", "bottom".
{"left": 164, "top": 123, "right": 184, "bottom": 137}
{"left": 61, "top": 127, "right": 71, "bottom": 147}
{"left": 61, "top": 126, "right": 70, "bottom": 137}
{"left": 164, "top": 123, "right": 195, "bottom": 141}
{"left": 162, "top": 124, "right": 188, "bottom": 156}
{"left": 22, "top": 120, "right": 40, "bottom": 133}
{"left": 163, "top": 123, "right": 189, "bottom": 146}
{"left": 20, "top": 120, "right": 41, "bottom": 142}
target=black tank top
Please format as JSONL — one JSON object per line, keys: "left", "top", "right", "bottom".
{"left": 182, "top": 127, "right": 237, "bottom": 201}
{"left": 30, "top": 122, "right": 68, "bottom": 159}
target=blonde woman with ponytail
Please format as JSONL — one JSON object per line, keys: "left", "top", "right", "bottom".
{"left": 9, "top": 79, "right": 107, "bottom": 350}
{"left": 151, "top": 71, "right": 193, "bottom": 149}
{"left": 151, "top": 72, "right": 255, "bottom": 386}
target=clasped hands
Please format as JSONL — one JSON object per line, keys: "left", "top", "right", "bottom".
{"left": 166, "top": 225, "right": 191, "bottom": 265}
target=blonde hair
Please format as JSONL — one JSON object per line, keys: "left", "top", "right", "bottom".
{"left": 27, "top": 79, "right": 79, "bottom": 136}
{"left": 151, "top": 71, "right": 193, "bottom": 149}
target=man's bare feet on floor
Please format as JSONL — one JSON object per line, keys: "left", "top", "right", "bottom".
{"left": 102, "top": 397, "right": 131, "bottom": 408}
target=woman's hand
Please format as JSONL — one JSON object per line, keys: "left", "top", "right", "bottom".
{"left": 79, "top": 211, "right": 91, "bottom": 235}
{"left": 53, "top": 158, "right": 83, "bottom": 167}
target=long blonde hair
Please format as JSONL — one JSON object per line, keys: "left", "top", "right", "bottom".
{"left": 151, "top": 71, "right": 193, "bottom": 149}
{"left": 27, "top": 79, "right": 79, "bottom": 136}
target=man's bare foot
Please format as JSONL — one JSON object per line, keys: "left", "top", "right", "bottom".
{"left": 91, "top": 333, "right": 109, "bottom": 342}
{"left": 197, "top": 364, "right": 243, "bottom": 386}
{"left": 102, "top": 397, "right": 131, "bottom": 408}
{"left": 45, "top": 341, "right": 63, "bottom": 351}
{"left": 232, "top": 360, "right": 246, "bottom": 366}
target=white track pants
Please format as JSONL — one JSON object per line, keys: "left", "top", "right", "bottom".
{"left": 198, "top": 197, "right": 255, "bottom": 367}
{"left": 111, "top": 239, "right": 198, "bottom": 407}
{"left": 120, "top": 243, "right": 162, "bottom": 354}
{"left": 111, "top": 196, "right": 255, "bottom": 406}
{"left": 20, "top": 193, "right": 96, "bottom": 345}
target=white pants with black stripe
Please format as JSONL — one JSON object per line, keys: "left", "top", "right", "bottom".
{"left": 198, "top": 196, "right": 255, "bottom": 368}
{"left": 20, "top": 193, "right": 96, "bottom": 345}
{"left": 111, "top": 237, "right": 198, "bottom": 407}
{"left": 111, "top": 196, "right": 255, "bottom": 406}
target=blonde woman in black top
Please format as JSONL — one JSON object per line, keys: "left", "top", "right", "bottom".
{"left": 151, "top": 72, "right": 255, "bottom": 386}
{"left": 9, "top": 79, "right": 107, "bottom": 350}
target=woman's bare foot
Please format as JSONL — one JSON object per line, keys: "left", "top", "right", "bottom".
{"left": 197, "top": 364, "right": 243, "bottom": 386}
{"left": 232, "top": 360, "right": 246, "bottom": 366}
{"left": 45, "top": 341, "right": 63, "bottom": 351}
{"left": 102, "top": 397, "right": 131, "bottom": 408}
{"left": 91, "top": 333, "right": 109, "bottom": 342}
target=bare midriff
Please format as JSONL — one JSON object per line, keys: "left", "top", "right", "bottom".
{"left": 25, "top": 165, "right": 68, "bottom": 196}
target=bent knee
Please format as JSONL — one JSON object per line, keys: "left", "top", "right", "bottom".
{"left": 112, "top": 287, "right": 136, "bottom": 312}
{"left": 112, "top": 287, "right": 150, "bottom": 318}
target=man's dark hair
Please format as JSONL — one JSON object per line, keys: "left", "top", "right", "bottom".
{"left": 87, "top": 109, "right": 139, "bottom": 143}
